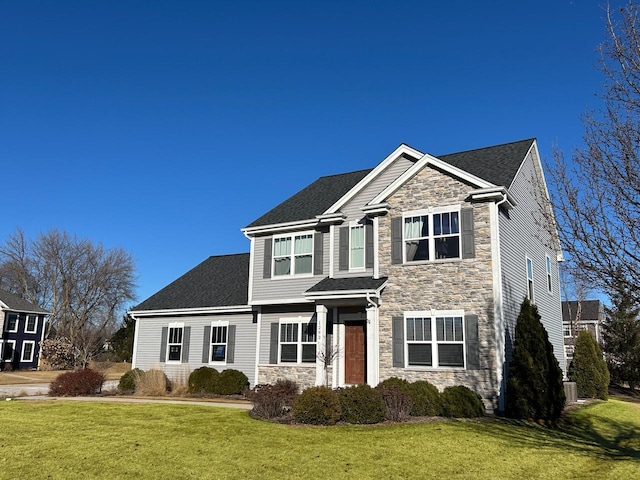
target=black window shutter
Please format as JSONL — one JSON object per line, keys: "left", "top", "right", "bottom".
{"left": 392, "top": 316, "right": 404, "bottom": 367}
{"left": 159, "top": 327, "right": 168, "bottom": 362}
{"left": 182, "top": 326, "right": 191, "bottom": 363}
{"left": 365, "top": 222, "right": 374, "bottom": 269}
{"left": 391, "top": 217, "right": 403, "bottom": 264}
{"left": 313, "top": 232, "right": 323, "bottom": 275}
{"left": 227, "top": 325, "right": 236, "bottom": 363}
{"left": 263, "top": 238, "right": 273, "bottom": 278}
{"left": 338, "top": 226, "right": 349, "bottom": 270}
{"left": 461, "top": 207, "right": 475, "bottom": 259}
{"left": 465, "top": 314, "right": 480, "bottom": 370}
{"left": 269, "top": 322, "right": 279, "bottom": 364}
{"left": 202, "top": 326, "right": 211, "bottom": 363}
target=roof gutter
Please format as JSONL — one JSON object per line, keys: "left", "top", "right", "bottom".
{"left": 129, "top": 305, "right": 254, "bottom": 317}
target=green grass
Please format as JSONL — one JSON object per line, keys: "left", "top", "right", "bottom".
{"left": 0, "top": 399, "right": 638, "bottom": 479}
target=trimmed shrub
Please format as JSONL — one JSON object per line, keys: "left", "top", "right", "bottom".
{"left": 214, "top": 369, "right": 249, "bottom": 395}
{"left": 187, "top": 367, "right": 220, "bottom": 394}
{"left": 569, "top": 331, "right": 610, "bottom": 400}
{"left": 48, "top": 369, "right": 105, "bottom": 396}
{"left": 118, "top": 368, "right": 143, "bottom": 393}
{"left": 337, "top": 384, "right": 386, "bottom": 424}
{"left": 136, "top": 369, "right": 170, "bottom": 395}
{"left": 292, "top": 386, "right": 341, "bottom": 425}
{"left": 441, "top": 386, "right": 485, "bottom": 418}
{"left": 408, "top": 380, "right": 442, "bottom": 417}
{"left": 376, "top": 385, "right": 412, "bottom": 422}
{"left": 246, "top": 379, "right": 299, "bottom": 419}
{"left": 378, "top": 377, "right": 412, "bottom": 391}
{"left": 505, "top": 299, "right": 565, "bottom": 422}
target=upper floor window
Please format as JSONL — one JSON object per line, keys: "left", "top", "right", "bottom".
{"left": 5, "top": 314, "right": 18, "bottom": 333}
{"left": 403, "top": 208, "right": 460, "bottom": 263}
{"left": 526, "top": 257, "right": 534, "bottom": 301}
{"left": 167, "top": 323, "right": 184, "bottom": 362}
{"left": 545, "top": 255, "right": 553, "bottom": 294}
{"left": 405, "top": 311, "right": 465, "bottom": 368}
{"left": 25, "top": 315, "right": 37, "bottom": 333}
{"left": 563, "top": 322, "right": 571, "bottom": 337}
{"left": 279, "top": 319, "right": 317, "bottom": 363}
{"left": 350, "top": 224, "right": 365, "bottom": 269}
{"left": 273, "top": 233, "right": 313, "bottom": 276}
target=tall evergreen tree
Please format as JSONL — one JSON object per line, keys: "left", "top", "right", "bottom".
{"left": 603, "top": 291, "right": 640, "bottom": 390}
{"left": 505, "top": 299, "right": 565, "bottom": 422}
{"left": 568, "top": 331, "right": 609, "bottom": 399}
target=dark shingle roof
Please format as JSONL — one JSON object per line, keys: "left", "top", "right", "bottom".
{"left": 306, "top": 276, "right": 388, "bottom": 293}
{"left": 562, "top": 300, "right": 603, "bottom": 323}
{"left": 133, "top": 253, "right": 250, "bottom": 311}
{"left": 245, "top": 169, "right": 372, "bottom": 228}
{"left": 436, "top": 138, "right": 535, "bottom": 188}
{"left": 245, "top": 139, "right": 534, "bottom": 229}
{"left": 0, "top": 289, "right": 49, "bottom": 314}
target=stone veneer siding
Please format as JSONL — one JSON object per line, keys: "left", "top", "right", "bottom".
{"left": 377, "top": 164, "right": 501, "bottom": 411}
{"left": 258, "top": 365, "right": 317, "bottom": 389}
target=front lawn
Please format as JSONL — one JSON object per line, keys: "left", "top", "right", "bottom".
{"left": 0, "top": 398, "right": 638, "bottom": 479}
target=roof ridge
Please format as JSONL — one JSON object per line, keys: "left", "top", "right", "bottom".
{"left": 437, "top": 138, "right": 535, "bottom": 157}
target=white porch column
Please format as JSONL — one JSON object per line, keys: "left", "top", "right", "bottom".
{"left": 333, "top": 307, "right": 344, "bottom": 387}
{"left": 315, "top": 304, "right": 327, "bottom": 386}
{"left": 366, "top": 304, "right": 380, "bottom": 386}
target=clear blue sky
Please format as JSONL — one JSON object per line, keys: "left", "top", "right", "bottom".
{"left": 0, "top": 1, "right": 619, "bottom": 304}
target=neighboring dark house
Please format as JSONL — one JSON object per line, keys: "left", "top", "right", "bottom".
{"left": 130, "top": 138, "right": 565, "bottom": 413}
{"left": 0, "top": 290, "right": 49, "bottom": 370}
{"left": 562, "top": 300, "right": 604, "bottom": 362}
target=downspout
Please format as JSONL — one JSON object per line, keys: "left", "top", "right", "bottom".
{"left": 129, "top": 312, "right": 140, "bottom": 370}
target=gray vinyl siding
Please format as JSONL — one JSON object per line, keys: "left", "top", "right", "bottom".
{"left": 251, "top": 232, "right": 329, "bottom": 303}
{"left": 134, "top": 313, "right": 257, "bottom": 386}
{"left": 333, "top": 154, "right": 415, "bottom": 277}
{"left": 258, "top": 305, "right": 315, "bottom": 364}
{"left": 498, "top": 149, "right": 565, "bottom": 375}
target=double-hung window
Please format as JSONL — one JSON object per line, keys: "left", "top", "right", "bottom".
{"left": 350, "top": 224, "right": 365, "bottom": 269}
{"left": 404, "top": 207, "right": 460, "bottom": 262}
{"left": 279, "top": 319, "right": 317, "bottom": 363}
{"left": 526, "top": 257, "right": 534, "bottom": 301}
{"left": 210, "top": 322, "right": 228, "bottom": 363}
{"left": 25, "top": 315, "right": 37, "bottom": 333}
{"left": 167, "top": 323, "right": 184, "bottom": 362}
{"left": 273, "top": 233, "right": 313, "bottom": 276}
{"left": 405, "top": 311, "right": 465, "bottom": 368}
{"left": 545, "top": 255, "right": 553, "bottom": 294}
{"left": 5, "top": 314, "right": 18, "bottom": 333}
{"left": 2, "top": 340, "right": 15, "bottom": 362}
{"left": 21, "top": 341, "right": 35, "bottom": 362}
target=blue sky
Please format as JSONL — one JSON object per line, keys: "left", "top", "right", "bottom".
{"left": 0, "top": 1, "right": 619, "bottom": 304}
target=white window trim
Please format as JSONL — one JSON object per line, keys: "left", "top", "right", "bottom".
{"left": 545, "top": 255, "right": 553, "bottom": 295}
{"left": 404, "top": 309, "right": 466, "bottom": 369}
{"left": 272, "top": 231, "right": 315, "bottom": 278}
{"left": 5, "top": 314, "right": 19, "bottom": 333}
{"left": 563, "top": 322, "right": 572, "bottom": 338}
{"left": 349, "top": 223, "right": 366, "bottom": 271}
{"left": 209, "top": 320, "right": 229, "bottom": 365}
{"left": 25, "top": 315, "right": 38, "bottom": 334}
{"left": 166, "top": 322, "right": 184, "bottom": 364}
{"left": 278, "top": 317, "right": 317, "bottom": 365}
{"left": 21, "top": 340, "right": 35, "bottom": 362}
{"left": 2, "top": 340, "right": 16, "bottom": 362}
{"left": 402, "top": 205, "right": 462, "bottom": 264}
{"left": 526, "top": 256, "right": 534, "bottom": 302}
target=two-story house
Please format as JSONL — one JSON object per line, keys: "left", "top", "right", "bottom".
{"left": 0, "top": 289, "right": 49, "bottom": 370}
{"left": 130, "top": 138, "right": 564, "bottom": 412}
{"left": 562, "top": 300, "right": 605, "bottom": 362}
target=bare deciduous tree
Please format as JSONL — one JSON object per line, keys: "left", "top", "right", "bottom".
{"left": 547, "top": 1, "right": 640, "bottom": 306}
{"left": 0, "top": 228, "right": 136, "bottom": 367}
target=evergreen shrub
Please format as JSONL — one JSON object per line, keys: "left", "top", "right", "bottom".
{"left": 441, "top": 385, "right": 485, "bottom": 418}
{"left": 408, "top": 380, "right": 442, "bottom": 416}
{"left": 214, "top": 369, "right": 249, "bottom": 395}
{"left": 187, "top": 367, "right": 219, "bottom": 394}
{"left": 337, "top": 384, "right": 386, "bottom": 424}
{"left": 118, "top": 368, "right": 143, "bottom": 393}
{"left": 569, "top": 331, "right": 609, "bottom": 399}
{"left": 292, "top": 386, "right": 341, "bottom": 425}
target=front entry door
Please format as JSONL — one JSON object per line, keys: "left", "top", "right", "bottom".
{"left": 344, "top": 320, "right": 366, "bottom": 384}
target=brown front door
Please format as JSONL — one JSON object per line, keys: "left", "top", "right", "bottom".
{"left": 345, "top": 320, "right": 366, "bottom": 384}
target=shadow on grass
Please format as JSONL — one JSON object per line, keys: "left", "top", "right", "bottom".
{"left": 470, "top": 403, "right": 640, "bottom": 462}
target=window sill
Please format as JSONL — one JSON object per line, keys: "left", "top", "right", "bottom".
{"left": 402, "top": 258, "right": 462, "bottom": 266}
{"left": 404, "top": 366, "right": 467, "bottom": 371}
{"left": 271, "top": 273, "right": 316, "bottom": 280}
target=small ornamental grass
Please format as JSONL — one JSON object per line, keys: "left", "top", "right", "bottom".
{"left": 292, "top": 386, "right": 341, "bottom": 425}
{"left": 135, "top": 369, "right": 170, "bottom": 396}
{"left": 48, "top": 369, "right": 105, "bottom": 396}
{"left": 337, "top": 384, "right": 386, "bottom": 424}
{"left": 441, "top": 385, "right": 485, "bottom": 418}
